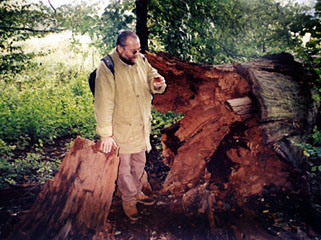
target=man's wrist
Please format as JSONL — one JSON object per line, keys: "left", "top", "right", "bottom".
{"left": 101, "top": 136, "right": 112, "bottom": 140}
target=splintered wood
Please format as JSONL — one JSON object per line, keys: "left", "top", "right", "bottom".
{"left": 11, "top": 137, "right": 119, "bottom": 240}
{"left": 225, "top": 96, "right": 253, "bottom": 119}
{"left": 146, "top": 51, "right": 318, "bottom": 205}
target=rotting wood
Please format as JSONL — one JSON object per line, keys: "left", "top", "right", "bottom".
{"left": 10, "top": 136, "right": 120, "bottom": 240}
{"left": 207, "top": 193, "right": 216, "bottom": 235}
{"left": 145, "top": 51, "right": 319, "bottom": 224}
{"left": 225, "top": 96, "right": 253, "bottom": 119}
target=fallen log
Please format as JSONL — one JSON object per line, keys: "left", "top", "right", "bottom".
{"left": 10, "top": 137, "right": 119, "bottom": 240}
{"left": 146, "top": 52, "right": 320, "bottom": 231}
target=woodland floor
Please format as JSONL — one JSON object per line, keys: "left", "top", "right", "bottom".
{"left": 0, "top": 138, "right": 321, "bottom": 240}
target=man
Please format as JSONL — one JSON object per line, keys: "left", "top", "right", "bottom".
{"left": 94, "top": 30, "right": 166, "bottom": 221}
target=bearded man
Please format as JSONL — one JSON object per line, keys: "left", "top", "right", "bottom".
{"left": 94, "top": 30, "right": 166, "bottom": 221}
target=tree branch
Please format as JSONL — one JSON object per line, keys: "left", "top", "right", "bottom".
{"left": 0, "top": 26, "right": 64, "bottom": 33}
{"left": 48, "top": 0, "right": 57, "bottom": 15}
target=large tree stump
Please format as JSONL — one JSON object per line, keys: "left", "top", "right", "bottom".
{"left": 11, "top": 137, "right": 119, "bottom": 240}
{"left": 145, "top": 51, "right": 319, "bottom": 212}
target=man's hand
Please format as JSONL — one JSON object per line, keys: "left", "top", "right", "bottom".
{"left": 153, "top": 76, "right": 165, "bottom": 90}
{"left": 99, "top": 136, "right": 117, "bottom": 153}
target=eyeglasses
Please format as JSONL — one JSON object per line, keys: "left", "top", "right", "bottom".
{"left": 121, "top": 45, "right": 141, "bottom": 54}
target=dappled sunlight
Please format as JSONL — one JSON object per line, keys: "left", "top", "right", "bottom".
{"left": 22, "top": 31, "right": 99, "bottom": 72}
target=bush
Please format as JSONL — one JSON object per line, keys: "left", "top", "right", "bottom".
{"left": 151, "top": 108, "right": 184, "bottom": 150}
{"left": 0, "top": 31, "right": 96, "bottom": 189}
{"left": 0, "top": 64, "right": 97, "bottom": 147}
{"left": 0, "top": 153, "right": 61, "bottom": 189}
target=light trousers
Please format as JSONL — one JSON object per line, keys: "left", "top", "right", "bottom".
{"left": 117, "top": 151, "right": 146, "bottom": 202}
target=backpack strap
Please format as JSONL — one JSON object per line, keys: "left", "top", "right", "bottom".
{"left": 101, "top": 54, "right": 114, "bottom": 77}
{"left": 101, "top": 53, "right": 145, "bottom": 76}
{"left": 140, "top": 53, "right": 146, "bottom": 62}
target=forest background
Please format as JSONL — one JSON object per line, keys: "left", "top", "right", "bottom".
{"left": 0, "top": 0, "right": 320, "bottom": 197}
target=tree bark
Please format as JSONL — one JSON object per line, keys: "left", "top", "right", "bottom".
{"left": 10, "top": 137, "right": 119, "bottom": 240}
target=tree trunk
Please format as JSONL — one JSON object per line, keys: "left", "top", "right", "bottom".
{"left": 145, "top": 51, "right": 319, "bottom": 218}
{"left": 10, "top": 137, "right": 119, "bottom": 240}
{"left": 135, "top": 0, "right": 148, "bottom": 53}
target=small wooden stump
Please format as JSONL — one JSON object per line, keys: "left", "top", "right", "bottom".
{"left": 11, "top": 136, "right": 119, "bottom": 240}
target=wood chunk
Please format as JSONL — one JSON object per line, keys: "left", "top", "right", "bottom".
{"left": 225, "top": 96, "right": 253, "bottom": 118}
{"left": 11, "top": 137, "right": 119, "bottom": 240}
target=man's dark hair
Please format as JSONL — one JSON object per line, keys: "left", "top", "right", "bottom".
{"left": 116, "top": 30, "right": 138, "bottom": 47}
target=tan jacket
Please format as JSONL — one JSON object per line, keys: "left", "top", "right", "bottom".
{"left": 94, "top": 49, "right": 166, "bottom": 154}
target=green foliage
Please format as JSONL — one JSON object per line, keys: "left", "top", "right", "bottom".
{"left": 295, "top": 0, "right": 321, "bottom": 84}
{"left": 0, "top": 33, "right": 98, "bottom": 188}
{"left": 0, "top": 153, "right": 60, "bottom": 189}
{"left": 292, "top": 0, "right": 321, "bottom": 207}
{"left": 303, "top": 132, "right": 321, "bottom": 204}
{"left": 0, "top": 51, "right": 37, "bottom": 73}
{"left": 0, "top": 65, "right": 97, "bottom": 147}
{"left": 0, "top": 0, "right": 59, "bottom": 74}
{"left": 0, "top": 138, "right": 15, "bottom": 158}
{"left": 93, "top": 0, "right": 135, "bottom": 54}
{"left": 148, "top": 0, "right": 311, "bottom": 64}
{"left": 148, "top": 0, "right": 249, "bottom": 62}
{"left": 151, "top": 108, "right": 184, "bottom": 134}
{"left": 1, "top": 0, "right": 315, "bottom": 68}
{"left": 151, "top": 108, "right": 184, "bottom": 150}
{"left": 302, "top": 127, "right": 321, "bottom": 159}
{"left": 14, "top": 0, "right": 310, "bottom": 65}
{"left": 57, "top": 0, "right": 135, "bottom": 55}
{"left": 297, "top": 0, "right": 321, "bottom": 163}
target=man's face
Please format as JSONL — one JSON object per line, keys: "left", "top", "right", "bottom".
{"left": 117, "top": 36, "right": 141, "bottom": 65}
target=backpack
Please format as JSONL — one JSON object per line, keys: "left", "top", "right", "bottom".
{"left": 88, "top": 54, "right": 114, "bottom": 96}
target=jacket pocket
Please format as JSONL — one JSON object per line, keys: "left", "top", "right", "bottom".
{"left": 114, "top": 123, "right": 145, "bottom": 146}
{"left": 113, "top": 123, "right": 133, "bottom": 145}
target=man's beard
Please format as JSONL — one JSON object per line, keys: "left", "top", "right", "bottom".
{"left": 119, "top": 54, "right": 136, "bottom": 66}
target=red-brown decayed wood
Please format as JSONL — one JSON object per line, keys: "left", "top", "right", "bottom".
{"left": 145, "top": 52, "right": 318, "bottom": 207}
{"left": 11, "top": 136, "right": 119, "bottom": 240}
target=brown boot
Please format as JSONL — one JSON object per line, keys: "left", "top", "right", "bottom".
{"left": 122, "top": 200, "right": 139, "bottom": 221}
{"left": 136, "top": 193, "right": 155, "bottom": 205}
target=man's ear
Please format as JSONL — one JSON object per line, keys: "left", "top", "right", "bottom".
{"left": 116, "top": 45, "right": 122, "bottom": 54}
